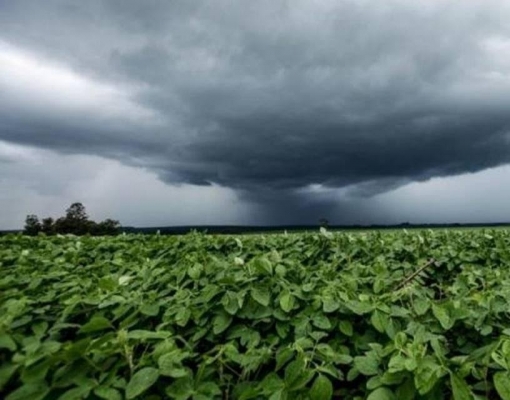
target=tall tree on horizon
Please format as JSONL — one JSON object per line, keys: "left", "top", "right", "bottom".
{"left": 24, "top": 214, "right": 41, "bottom": 236}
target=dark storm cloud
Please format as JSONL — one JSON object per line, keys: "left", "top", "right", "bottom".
{"left": 2, "top": 0, "right": 510, "bottom": 212}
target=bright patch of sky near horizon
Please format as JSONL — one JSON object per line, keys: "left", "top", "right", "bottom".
{"left": 2, "top": 140, "right": 509, "bottom": 229}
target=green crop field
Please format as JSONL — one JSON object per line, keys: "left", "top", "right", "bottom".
{"left": 2, "top": 229, "right": 510, "bottom": 399}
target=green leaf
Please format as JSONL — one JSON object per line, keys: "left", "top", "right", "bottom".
{"left": 260, "top": 372, "right": 285, "bottom": 394}
{"left": 413, "top": 298, "right": 429, "bottom": 316}
{"left": 197, "top": 381, "right": 221, "bottom": 396}
{"left": 79, "top": 316, "right": 112, "bottom": 333}
{"left": 322, "top": 297, "right": 340, "bottom": 313}
{"left": 94, "top": 386, "right": 122, "bottom": 400}
{"left": 346, "top": 367, "right": 359, "bottom": 382}
{"left": 251, "top": 287, "right": 271, "bottom": 307}
{"left": 354, "top": 355, "right": 379, "bottom": 376}
{"left": 275, "top": 264, "right": 286, "bottom": 276}
{"left": 187, "top": 263, "right": 203, "bottom": 279}
{"left": 367, "top": 376, "right": 383, "bottom": 390}
{"left": 118, "top": 275, "right": 132, "bottom": 286}
{"left": 288, "top": 371, "right": 314, "bottom": 391}
{"left": 213, "top": 312, "right": 233, "bottom": 334}
{"left": 253, "top": 257, "right": 273, "bottom": 275}
{"left": 269, "top": 389, "right": 288, "bottom": 400}
{"left": 222, "top": 292, "right": 239, "bottom": 315}
{"left": 339, "top": 320, "right": 353, "bottom": 336}
{"left": 165, "top": 376, "right": 194, "bottom": 399}
{"left": 380, "top": 371, "right": 406, "bottom": 386}
{"left": 158, "top": 352, "right": 189, "bottom": 378}
{"left": 127, "top": 330, "right": 171, "bottom": 340}
{"left": 126, "top": 367, "right": 160, "bottom": 399}
{"left": 312, "top": 315, "right": 331, "bottom": 330}
{"left": 432, "top": 304, "right": 453, "bottom": 330}
{"left": 494, "top": 371, "right": 510, "bottom": 400}
{"left": 309, "top": 374, "right": 333, "bottom": 400}
{"left": 388, "top": 354, "right": 407, "bottom": 373}
{"left": 140, "top": 303, "right": 160, "bottom": 317}
{"left": 98, "top": 276, "right": 117, "bottom": 291}
{"left": 373, "top": 278, "right": 385, "bottom": 294}
{"left": 11, "top": 315, "right": 32, "bottom": 329}
{"left": 20, "top": 361, "right": 49, "bottom": 383}
{"left": 395, "top": 378, "right": 416, "bottom": 400}
{"left": 404, "top": 358, "right": 417, "bottom": 371}
{"left": 334, "top": 370, "right": 354, "bottom": 385}
{"left": 316, "top": 344, "right": 338, "bottom": 362}
{"left": 284, "top": 357, "right": 306, "bottom": 386}
{"left": 58, "top": 386, "right": 91, "bottom": 400}
{"left": 394, "top": 332, "right": 407, "bottom": 348}
{"left": 414, "top": 361, "right": 442, "bottom": 395}
{"left": 367, "top": 387, "right": 396, "bottom": 400}
{"left": 384, "top": 318, "right": 398, "bottom": 339}
{"left": 0, "top": 364, "right": 18, "bottom": 391}
{"left": 480, "top": 325, "right": 493, "bottom": 336}
{"left": 175, "top": 308, "right": 191, "bottom": 327}
{"left": 280, "top": 291, "right": 295, "bottom": 313}
{"left": 320, "top": 227, "right": 333, "bottom": 239}
{"left": 346, "top": 300, "right": 373, "bottom": 315}
{"left": 302, "top": 283, "right": 314, "bottom": 292}
{"left": 276, "top": 349, "right": 294, "bottom": 371}
{"left": 6, "top": 383, "right": 50, "bottom": 400}
{"left": 450, "top": 373, "right": 473, "bottom": 400}
{"left": 0, "top": 334, "right": 17, "bottom": 351}
{"left": 32, "top": 321, "right": 48, "bottom": 337}
{"left": 371, "top": 310, "right": 388, "bottom": 333}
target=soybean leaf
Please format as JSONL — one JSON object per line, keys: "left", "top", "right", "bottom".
{"left": 58, "top": 386, "right": 91, "bottom": 400}
{"left": 432, "top": 304, "right": 453, "bottom": 330}
{"left": 354, "top": 355, "right": 379, "bottom": 376}
{"left": 0, "top": 334, "right": 17, "bottom": 351}
{"left": 251, "top": 287, "right": 271, "bottom": 307}
{"left": 450, "top": 373, "right": 473, "bottom": 400}
{"left": 309, "top": 374, "right": 333, "bottom": 400}
{"left": 125, "top": 367, "right": 160, "bottom": 399}
{"left": 79, "top": 316, "right": 112, "bottom": 333}
{"left": 280, "top": 291, "right": 295, "bottom": 313}
{"left": 339, "top": 320, "right": 353, "bottom": 337}
{"left": 127, "top": 330, "right": 171, "bottom": 340}
{"left": 94, "top": 386, "right": 122, "bottom": 400}
{"left": 367, "top": 387, "right": 396, "bottom": 400}
{"left": 6, "top": 383, "right": 50, "bottom": 400}
{"left": 213, "top": 313, "right": 233, "bottom": 335}
{"left": 494, "top": 371, "right": 510, "bottom": 400}
{"left": 0, "top": 364, "right": 18, "bottom": 391}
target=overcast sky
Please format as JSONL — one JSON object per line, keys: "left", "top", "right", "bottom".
{"left": 2, "top": 0, "right": 510, "bottom": 229}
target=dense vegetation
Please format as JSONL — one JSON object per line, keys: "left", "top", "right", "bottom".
{"left": 2, "top": 229, "right": 510, "bottom": 399}
{"left": 24, "top": 203, "right": 120, "bottom": 236}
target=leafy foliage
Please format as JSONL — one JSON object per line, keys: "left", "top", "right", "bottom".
{"left": 2, "top": 229, "right": 510, "bottom": 398}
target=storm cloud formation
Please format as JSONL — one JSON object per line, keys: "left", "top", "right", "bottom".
{"left": 1, "top": 0, "right": 510, "bottom": 225}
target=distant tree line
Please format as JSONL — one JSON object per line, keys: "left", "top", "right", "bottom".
{"left": 24, "top": 203, "right": 120, "bottom": 236}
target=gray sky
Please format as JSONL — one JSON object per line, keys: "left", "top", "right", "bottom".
{"left": 1, "top": 0, "right": 510, "bottom": 229}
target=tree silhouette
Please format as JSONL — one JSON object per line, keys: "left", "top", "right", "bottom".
{"left": 92, "top": 218, "right": 121, "bottom": 235}
{"left": 54, "top": 202, "right": 92, "bottom": 235}
{"left": 41, "top": 217, "right": 55, "bottom": 235}
{"left": 319, "top": 218, "right": 329, "bottom": 228}
{"left": 24, "top": 215, "right": 41, "bottom": 236}
{"left": 66, "top": 202, "right": 88, "bottom": 222}
{"left": 23, "top": 203, "right": 120, "bottom": 236}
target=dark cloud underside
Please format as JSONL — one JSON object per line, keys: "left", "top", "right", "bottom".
{"left": 1, "top": 0, "right": 510, "bottom": 216}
